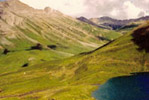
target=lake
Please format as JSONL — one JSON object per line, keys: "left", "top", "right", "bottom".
{"left": 93, "top": 72, "right": 149, "bottom": 100}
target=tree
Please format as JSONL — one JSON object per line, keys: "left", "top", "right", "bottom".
{"left": 3, "top": 48, "right": 10, "bottom": 55}
{"left": 31, "top": 43, "right": 43, "bottom": 50}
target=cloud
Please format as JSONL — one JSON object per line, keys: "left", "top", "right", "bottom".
{"left": 84, "top": 0, "right": 149, "bottom": 19}
{"left": 20, "top": 0, "right": 149, "bottom": 19}
{"left": 123, "top": 1, "right": 145, "bottom": 19}
{"left": 138, "top": 11, "right": 145, "bottom": 17}
{"left": 20, "top": 0, "right": 87, "bottom": 16}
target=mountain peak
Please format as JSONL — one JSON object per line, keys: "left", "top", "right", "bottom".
{"left": 78, "top": 16, "right": 88, "bottom": 19}
{"left": 99, "top": 16, "right": 116, "bottom": 21}
{"left": 44, "top": 7, "right": 54, "bottom": 14}
{"left": 1, "top": 0, "right": 20, "bottom": 4}
{"left": 0, "top": 0, "right": 33, "bottom": 10}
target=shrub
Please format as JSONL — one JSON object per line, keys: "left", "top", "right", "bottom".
{"left": 22, "top": 63, "right": 29, "bottom": 67}
{"left": 31, "top": 43, "right": 43, "bottom": 50}
{"left": 47, "top": 45, "right": 57, "bottom": 49}
{"left": 3, "top": 48, "right": 10, "bottom": 55}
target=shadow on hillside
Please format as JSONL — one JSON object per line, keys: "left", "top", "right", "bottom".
{"left": 131, "top": 72, "right": 149, "bottom": 75}
{"left": 132, "top": 25, "right": 149, "bottom": 53}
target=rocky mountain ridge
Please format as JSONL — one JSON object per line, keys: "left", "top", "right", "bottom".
{"left": 90, "top": 16, "right": 149, "bottom": 30}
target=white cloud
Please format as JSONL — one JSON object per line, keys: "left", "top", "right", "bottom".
{"left": 20, "top": 0, "right": 87, "bottom": 16}
{"left": 123, "top": 1, "right": 145, "bottom": 18}
{"left": 111, "top": 9, "right": 119, "bottom": 17}
{"left": 19, "top": 0, "right": 149, "bottom": 19}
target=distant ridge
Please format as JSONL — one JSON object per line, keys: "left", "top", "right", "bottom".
{"left": 77, "top": 16, "right": 111, "bottom": 29}
{"left": 90, "top": 16, "right": 149, "bottom": 30}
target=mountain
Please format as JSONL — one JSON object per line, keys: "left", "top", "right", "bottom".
{"left": 1, "top": 0, "right": 148, "bottom": 100}
{"left": 0, "top": 19, "right": 148, "bottom": 99}
{"left": 90, "top": 16, "right": 149, "bottom": 30}
{"left": 77, "top": 16, "right": 110, "bottom": 29}
{"left": 0, "top": 0, "right": 122, "bottom": 66}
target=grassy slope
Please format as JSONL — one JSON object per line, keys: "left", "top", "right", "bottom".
{"left": 0, "top": 23, "right": 148, "bottom": 100}
{"left": 0, "top": 16, "right": 121, "bottom": 75}
{"left": 0, "top": 5, "right": 122, "bottom": 77}
{"left": 0, "top": 1, "right": 122, "bottom": 66}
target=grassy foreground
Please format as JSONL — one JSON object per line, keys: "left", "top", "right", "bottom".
{"left": 0, "top": 23, "right": 149, "bottom": 100}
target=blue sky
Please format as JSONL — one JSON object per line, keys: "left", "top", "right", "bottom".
{"left": 20, "top": 0, "right": 149, "bottom": 19}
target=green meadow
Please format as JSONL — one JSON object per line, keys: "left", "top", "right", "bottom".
{"left": 0, "top": 23, "right": 148, "bottom": 100}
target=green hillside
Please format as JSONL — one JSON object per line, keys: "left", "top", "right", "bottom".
{"left": 0, "top": 0, "right": 122, "bottom": 73}
{"left": 0, "top": 19, "right": 148, "bottom": 100}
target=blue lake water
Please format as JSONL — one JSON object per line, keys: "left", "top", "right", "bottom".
{"left": 93, "top": 73, "right": 149, "bottom": 100}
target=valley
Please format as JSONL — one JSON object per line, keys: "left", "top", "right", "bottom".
{"left": 0, "top": 0, "right": 149, "bottom": 100}
{"left": 0, "top": 0, "right": 122, "bottom": 74}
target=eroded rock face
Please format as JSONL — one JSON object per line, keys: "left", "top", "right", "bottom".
{"left": 0, "top": 0, "right": 7, "bottom": 2}
{"left": 0, "top": 0, "right": 25, "bottom": 26}
{"left": 1, "top": 11, "right": 23, "bottom": 26}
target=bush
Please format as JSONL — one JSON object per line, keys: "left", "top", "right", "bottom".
{"left": 47, "top": 45, "right": 57, "bottom": 49}
{"left": 31, "top": 43, "right": 43, "bottom": 50}
{"left": 22, "top": 63, "right": 29, "bottom": 67}
{"left": 3, "top": 48, "right": 10, "bottom": 55}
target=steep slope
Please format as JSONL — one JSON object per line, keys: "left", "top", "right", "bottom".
{"left": 0, "top": 0, "right": 122, "bottom": 70}
{"left": 0, "top": 0, "right": 121, "bottom": 52}
{"left": 0, "top": 22, "right": 148, "bottom": 100}
{"left": 90, "top": 16, "right": 149, "bottom": 30}
{"left": 0, "top": 0, "right": 98, "bottom": 52}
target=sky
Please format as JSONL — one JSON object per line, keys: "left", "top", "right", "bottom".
{"left": 20, "top": 0, "right": 149, "bottom": 19}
